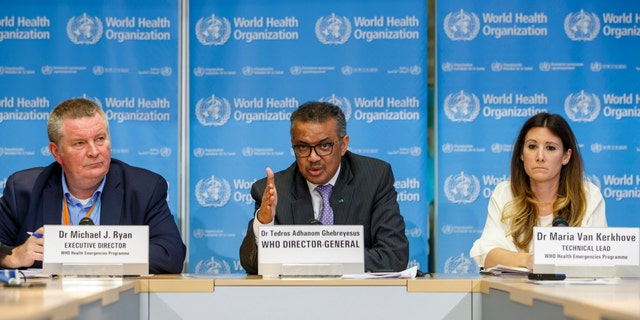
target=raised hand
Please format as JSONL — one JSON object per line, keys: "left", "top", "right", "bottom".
{"left": 257, "top": 167, "right": 278, "bottom": 224}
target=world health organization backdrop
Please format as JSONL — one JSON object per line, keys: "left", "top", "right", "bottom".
{"left": 0, "top": 1, "right": 180, "bottom": 217}
{"left": 0, "top": 0, "right": 428, "bottom": 275}
{"left": 437, "top": 1, "right": 640, "bottom": 274}
{"left": 188, "top": 0, "right": 429, "bottom": 274}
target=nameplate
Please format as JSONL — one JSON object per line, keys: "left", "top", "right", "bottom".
{"left": 258, "top": 225, "right": 364, "bottom": 277}
{"left": 533, "top": 227, "right": 640, "bottom": 277}
{"left": 42, "top": 225, "right": 149, "bottom": 276}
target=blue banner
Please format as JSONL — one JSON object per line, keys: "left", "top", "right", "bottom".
{"left": 188, "top": 0, "right": 429, "bottom": 274}
{"left": 0, "top": 0, "right": 180, "bottom": 221}
{"left": 437, "top": 0, "right": 640, "bottom": 274}
{"left": 1, "top": 0, "right": 430, "bottom": 275}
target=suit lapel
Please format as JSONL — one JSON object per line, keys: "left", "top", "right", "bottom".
{"left": 42, "top": 175, "right": 63, "bottom": 225}
{"left": 290, "top": 197, "right": 313, "bottom": 224}
{"left": 289, "top": 172, "right": 314, "bottom": 224}
{"left": 330, "top": 156, "right": 354, "bottom": 225}
{"left": 99, "top": 165, "right": 123, "bottom": 225}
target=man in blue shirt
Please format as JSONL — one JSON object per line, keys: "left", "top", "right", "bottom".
{"left": 0, "top": 98, "right": 185, "bottom": 274}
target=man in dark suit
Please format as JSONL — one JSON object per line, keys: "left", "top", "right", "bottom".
{"left": 240, "top": 101, "right": 409, "bottom": 274}
{"left": 0, "top": 98, "right": 185, "bottom": 274}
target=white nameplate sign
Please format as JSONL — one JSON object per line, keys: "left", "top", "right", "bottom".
{"left": 42, "top": 225, "right": 149, "bottom": 276}
{"left": 258, "top": 225, "right": 364, "bottom": 277}
{"left": 533, "top": 227, "right": 640, "bottom": 277}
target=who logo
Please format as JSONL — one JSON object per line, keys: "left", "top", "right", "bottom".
{"left": 67, "top": 13, "right": 103, "bottom": 45}
{"left": 564, "top": 10, "right": 600, "bottom": 41}
{"left": 319, "top": 94, "right": 352, "bottom": 121}
{"left": 194, "top": 256, "right": 231, "bottom": 275}
{"left": 564, "top": 90, "right": 600, "bottom": 122}
{"left": 444, "top": 172, "right": 480, "bottom": 204}
{"left": 195, "top": 175, "right": 231, "bottom": 208}
{"left": 195, "top": 95, "right": 231, "bottom": 127}
{"left": 443, "top": 90, "right": 480, "bottom": 122}
{"left": 195, "top": 14, "right": 232, "bottom": 46}
{"left": 315, "top": 13, "right": 351, "bottom": 45}
{"left": 443, "top": 9, "right": 480, "bottom": 41}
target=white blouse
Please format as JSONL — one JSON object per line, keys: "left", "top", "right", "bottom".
{"left": 469, "top": 180, "right": 607, "bottom": 268}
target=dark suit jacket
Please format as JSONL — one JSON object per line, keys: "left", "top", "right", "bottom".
{"left": 0, "top": 159, "right": 186, "bottom": 274}
{"left": 240, "top": 151, "right": 409, "bottom": 274}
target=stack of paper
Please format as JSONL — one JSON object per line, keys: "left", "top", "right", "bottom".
{"left": 342, "top": 266, "right": 418, "bottom": 279}
{"left": 481, "top": 265, "right": 530, "bottom": 276}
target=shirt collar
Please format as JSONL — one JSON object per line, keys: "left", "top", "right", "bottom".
{"left": 307, "top": 164, "right": 341, "bottom": 191}
{"left": 61, "top": 171, "right": 106, "bottom": 205}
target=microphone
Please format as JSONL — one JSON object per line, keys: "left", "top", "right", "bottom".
{"left": 552, "top": 215, "right": 569, "bottom": 227}
{"left": 0, "top": 242, "right": 13, "bottom": 255}
{"left": 79, "top": 217, "right": 95, "bottom": 225}
{"left": 307, "top": 218, "right": 322, "bottom": 225}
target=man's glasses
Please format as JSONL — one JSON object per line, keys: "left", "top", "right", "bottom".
{"left": 292, "top": 140, "right": 339, "bottom": 158}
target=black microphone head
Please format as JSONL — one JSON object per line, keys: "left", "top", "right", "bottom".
{"left": 79, "top": 217, "right": 95, "bottom": 225}
{"left": 552, "top": 215, "right": 569, "bottom": 227}
{"left": 308, "top": 219, "right": 322, "bottom": 225}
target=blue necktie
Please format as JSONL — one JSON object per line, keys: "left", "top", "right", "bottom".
{"left": 315, "top": 184, "right": 334, "bottom": 225}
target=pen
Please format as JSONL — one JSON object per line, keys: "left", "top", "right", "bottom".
{"left": 27, "top": 232, "right": 43, "bottom": 238}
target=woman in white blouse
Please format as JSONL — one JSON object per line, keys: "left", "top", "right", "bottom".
{"left": 470, "top": 113, "right": 607, "bottom": 269}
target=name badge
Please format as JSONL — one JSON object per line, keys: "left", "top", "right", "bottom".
{"left": 533, "top": 227, "right": 640, "bottom": 277}
{"left": 258, "top": 225, "right": 364, "bottom": 277}
{"left": 42, "top": 225, "right": 149, "bottom": 276}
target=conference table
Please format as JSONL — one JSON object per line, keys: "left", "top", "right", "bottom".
{"left": 1, "top": 273, "right": 638, "bottom": 320}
